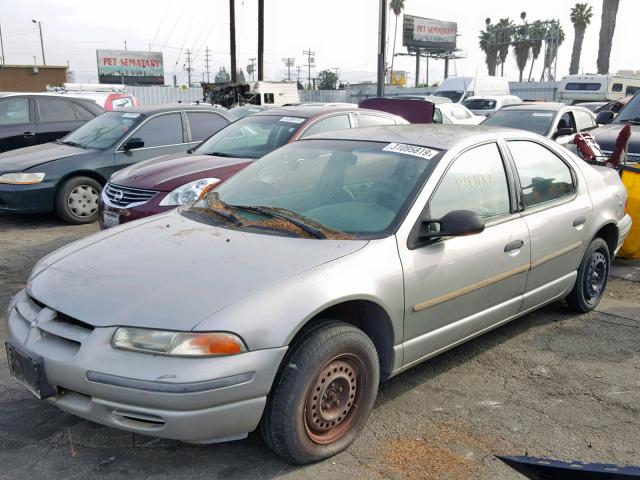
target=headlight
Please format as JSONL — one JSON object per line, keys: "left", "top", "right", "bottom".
{"left": 0, "top": 172, "right": 46, "bottom": 184}
{"left": 159, "top": 178, "right": 220, "bottom": 206}
{"left": 112, "top": 327, "right": 247, "bottom": 356}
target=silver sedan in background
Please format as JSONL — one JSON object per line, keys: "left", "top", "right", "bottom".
{"left": 6, "top": 125, "right": 631, "bottom": 464}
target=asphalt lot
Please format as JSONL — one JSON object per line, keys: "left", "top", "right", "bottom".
{"left": 1, "top": 211, "right": 639, "bottom": 480}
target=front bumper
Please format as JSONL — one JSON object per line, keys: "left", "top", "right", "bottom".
{"left": 6, "top": 290, "right": 287, "bottom": 442}
{"left": 0, "top": 181, "right": 56, "bottom": 214}
{"left": 98, "top": 190, "right": 173, "bottom": 229}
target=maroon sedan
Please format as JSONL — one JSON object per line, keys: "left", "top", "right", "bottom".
{"left": 99, "top": 105, "right": 408, "bottom": 228}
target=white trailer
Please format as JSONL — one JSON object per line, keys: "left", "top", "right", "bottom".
{"left": 558, "top": 72, "right": 640, "bottom": 104}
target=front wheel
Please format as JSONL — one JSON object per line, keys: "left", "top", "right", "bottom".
{"left": 55, "top": 176, "right": 101, "bottom": 224}
{"left": 261, "top": 321, "right": 379, "bottom": 464}
{"left": 566, "top": 238, "right": 610, "bottom": 313}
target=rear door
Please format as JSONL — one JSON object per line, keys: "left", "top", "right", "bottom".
{"left": 0, "top": 96, "right": 36, "bottom": 152}
{"left": 505, "top": 139, "right": 591, "bottom": 311}
{"left": 113, "top": 112, "right": 187, "bottom": 172}
{"left": 35, "top": 97, "right": 84, "bottom": 143}
{"left": 185, "top": 111, "right": 230, "bottom": 149}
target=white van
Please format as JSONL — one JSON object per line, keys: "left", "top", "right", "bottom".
{"left": 462, "top": 94, "right": 522, "bottom": 117}
{"left": 249, "top": 81, "right": 299, "bottom": 106}
{"left": 433, "top": 76, "right": 510, "bottom": 103}
{"left": 558, "top": 72, "right": 640, "bottom": 104}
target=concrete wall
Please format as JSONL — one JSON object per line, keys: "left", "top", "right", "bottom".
{"left": 0, "top": 65, "right": 68, "bottom": 92}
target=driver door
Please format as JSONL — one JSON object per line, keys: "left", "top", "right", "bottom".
{"left": 398, "top": 142, "right": 530, "bottom": 368}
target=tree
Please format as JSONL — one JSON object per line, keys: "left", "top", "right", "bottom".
{"left": 496, "top": 18, "right": 515, "bottom": 76}
{"left": 512, "top": 26, "right": 531, "bottom": 83}
{"left": 569, "top": 3, "right": 594, "bottom": 75}
{"left": 389, "top": 0, "right": 405, "bottom": 77}
{"left": 597, "top": 0, "right": 620, "bottom": 74}
{"left": 318, "top": 69, "right": 339, "bottom": 90}
{"left": 215, "top": 67, "right": 231, "bottom": 83}
{"left": 542, "top": 20, "right": 565, "bottom": 80}
{"left": 527, "top": 20, "right": 545, "bottom": 81}
{"left": 237, "top": 68, "right": 246, "bottom": 83}
{"left": 479, "top": 20, "right": 499, "bottom": 76}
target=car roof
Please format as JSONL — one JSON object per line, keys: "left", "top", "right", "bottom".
{"left": 114, "top": 103, "right": 236, "bottom": 118}
{"left": 302, "top": 124, "right": 517, "bottom": 150}
{"left": 499, "top": 102, "right": 579, "bottom": 112}
{"left": 251, "top": 105, "right": 404, "bottom": 121}
{"left": 465, "top": 94, "right": 521, "bottom": 100}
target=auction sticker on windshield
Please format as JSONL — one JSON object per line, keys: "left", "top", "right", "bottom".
{"left": 122, "top": 113, "right": 141, "bottom": 118}
{"left": 532, "top": 113, "right": 553, "bottom": 117}
{"left": 279, "top": 117, "right": 306, "bottom": 123}
{"left": 383, "top": 143, "right": 439, "bottom": 159}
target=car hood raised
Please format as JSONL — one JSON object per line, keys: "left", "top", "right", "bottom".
{"left": 0, "top": 142, "right": 89, "bottom": 173}
{"left": 110, "top": 153, "right": 253, "bottom": 191}
{"left": 591, "top": 123, "right": 640, "bottom": 155}
{"left": 28, "top": 211, "right": 367, "bottom": 331}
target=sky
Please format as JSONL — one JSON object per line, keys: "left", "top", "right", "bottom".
{"left": 0, "top": 0, "right": 638, "bottom": 86}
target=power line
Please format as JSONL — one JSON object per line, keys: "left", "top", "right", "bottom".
{"left": 303, "top": 48, "right": 315, "bottom": 90}
{"left": 204, "top": 46, "right": 212, "bottom": 83}
{"left": 184, "top": 49, "right": 193, "bottom": 86}
{"left": 282, "top": 57, "right": 295, "bottom": 81}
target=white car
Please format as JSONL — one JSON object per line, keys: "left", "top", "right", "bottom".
{"left": 434, "top": 103, "right": 484, "bottom": 125}
{"left": 463, "top": 95, "right": 523, "bottom": 117}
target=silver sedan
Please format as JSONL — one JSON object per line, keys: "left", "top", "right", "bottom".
{"left": 6, "top": 125, "right": 631, "bottom": 464}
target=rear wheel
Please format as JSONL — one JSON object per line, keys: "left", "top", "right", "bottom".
{"left": 566, "top": 238, "right": 610, "bottom": 313}
{"left": 55, "top": 176, "right": 101, "bottom": 224}
{"left": 261, "top": 321, "right": 379, "bottom": 464}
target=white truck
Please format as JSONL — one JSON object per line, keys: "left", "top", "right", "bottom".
{"left": 558, "top": 72, "right": 640, "bottom": 104}
{"left": 433, "top": 76, "right": 510, "bottom": 103}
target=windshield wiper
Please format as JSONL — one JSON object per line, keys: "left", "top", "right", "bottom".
{"left": 203, "top": 194, "right": 242, "bottom": 225}
{"left": 228, "top": 204, "right": 326, "bottom": 239}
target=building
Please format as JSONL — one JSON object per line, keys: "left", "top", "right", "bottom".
{"left": 0, "top": 65, "right": 69, "bottom": 92}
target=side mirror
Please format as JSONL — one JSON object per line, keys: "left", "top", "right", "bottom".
{"left": 595, "top": 110, "right": 615, "bottom": 125}
{"left": 554, "top": 127, "right": 575, "bottom": 139}
{"left": 122, "top": 137, "right": 144, "bottom": 151}
{"left": 408, "top": 209, "right": 485, "bottom": 249}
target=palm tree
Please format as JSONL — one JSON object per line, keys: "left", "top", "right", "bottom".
{"left": 389, "top": 0, "right": 404, "bottom": 77}
{"left": 496, "top": 18, "right": 515, "bottom": 76}
{"left": 527, "top": 20, "right": 545, "bottom": 81}
{"left": 479, "top": 19, "right": 498, "bottom": 76}
{"left": 512, "top": 27, "right": 531, "bottom": 83}
{"left": 597, "top": 0, "right": 620, "bottom": 74}
{"left": 569, "top": 3, "right": 594, "bottom": 75}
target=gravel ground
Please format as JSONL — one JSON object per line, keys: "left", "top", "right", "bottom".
{"left": 1, "top": 211, "right": 638, "bottom": 480}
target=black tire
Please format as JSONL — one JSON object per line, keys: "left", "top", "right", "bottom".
{"left": 566, "top": 237, "right": 610, "bottom": 313}
{"left": 261, "top": 321, "right": 379, "bottom": 464}
{"left": 55, "top": 176, "right": 101, "bottom": 224}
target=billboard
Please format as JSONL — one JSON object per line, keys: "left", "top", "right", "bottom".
{"left": 97, "top": 49, "right": 164, "bottom": 85}
{"left": 403, "top": 15, "right": 457, "bottom": 51}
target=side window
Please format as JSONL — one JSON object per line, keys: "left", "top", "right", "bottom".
{"left": 612, "top": 83, "right": 623, "bottom": 92}
{"left": 556, "top": 111, "right": 576, "bottom": 135}
{"left": 356, "top": 114, "right": 396, "bottom": 127}
{"left": 186, "top": 112, "right": 228, "bottom": 141}
{"left": 432, "top": 108, "right": 443, "bottom": 124}
{"left": 301, "top": 114, "right": 351, "bottom": 138}
{"left": 37, "top": 98, "right": 77, "bottom": 122}
{"left": 264, "top": 93, "right": 275, "bottom": 104}
{"left": 574, "top": 110, "right": 596, "bottom": 131}
{"left": 71, "top": 103, "right": 95, "bottom": 121}
{"left": 130, "top": 113, "right": 183, "bottom": 148}
{"left": 626, "top": 85, "right": 640, "bottom": 95}
{"left": 0, "top": 98, "right": 30, "bottom": 125}
{"left": 507, "top": 140, "right": 575, "bottom": 209}
{"left": 429, "top": 143, "right": 511, "bottom": 220}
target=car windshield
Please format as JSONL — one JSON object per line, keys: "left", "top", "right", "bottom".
{"left": 228, "top": 105, "right": 268, "bottom": 119}
{"left": 482, "top": 110, "right": 555, "bottom": 136}
{"left": 463, "top": 99, "right": 497, "bottom": 110}
{"left": 184, "top": 139, "right": 440, "bottom": 238}
{"left": 194, "top": 115, "right": 303, "bottom": 159}
{"left": 62, "top": 111, "right": 143, "bottom": 149}
{"left": 433, "top": 91, "right": 463, "bottom": 102}
{"left": 614, "top": 93, "right": 640, "bottom": 123}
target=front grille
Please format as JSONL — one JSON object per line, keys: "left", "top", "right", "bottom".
{"left": 104, "top": 183, "right": 158, "bottom": 208}
{"left": 14, "top": 294, "right": 94, "bottom": 348}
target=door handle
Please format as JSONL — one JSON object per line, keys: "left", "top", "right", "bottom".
{"left": 504, "top": 239, "right": 524, "bottom": 252}
{"left": 23, "top": 132, "right": 34, "bottom": 138}
{"left": 573, "top": 216, "right": 586, "bottom": 227}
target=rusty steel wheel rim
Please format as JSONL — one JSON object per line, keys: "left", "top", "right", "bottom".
{"left": 304, "top": 355, "right": 365, "bottom": 445}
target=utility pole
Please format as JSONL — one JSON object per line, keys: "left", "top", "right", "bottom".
{"left": 124, "top": 40, "right": 127, "bottom": 50}
{"left": 32, "top": 20, "right": 46, "bottom": 66}
{"left": 296, "top": 66, "right": 301, "bottom": 86}
{"left": 282, "top": 58, "right": 295, "bottom": 81}
{"left": 257, "top": 0, "right": 264, "bottom": 81}
{"left": 0, "top": 21, "right": 5, "bottom": 65}
{"left": 303, "top": 48, "right": 315, "bottom": 90}
{"left": 247, "top": 58, "right": 256, "bottom": 82}
{"left": 204, "top": 47, "right": 212, "bottom": 83}
{"left": 415, "top": 49, "right": 420, "bottom": 87}
{"left": 376, "top": 0, "right": 386, "bottom": 97}
{"left": 229, "top": 0, "right": 237, "bottom": 82}
{"left": 184, "top": 49, "right": 193, "bottom": 87}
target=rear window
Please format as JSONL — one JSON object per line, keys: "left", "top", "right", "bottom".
{"left": 565, "top": 83, "right": 601, "bottom": 91}
{"left": 0, "top": 98, "right": 30, "bottom": 125}
{"left": 463, "top": 99, "right": 497, "bottom": 110}
{"left": 482, "top": 110, "right": 555, "bottom": 136}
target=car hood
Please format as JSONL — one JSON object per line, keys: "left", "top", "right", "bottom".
{"left": 109, "top": 153, "right": 253, "bottom": 191}
{"left": 28, "top": 210, "right": 367, "bottom": 331}
{"left": 590, "top": 123, "right": 640, "bottom": 154}
{"left": 0, "top": 142, "right": 90, "bottom": 173}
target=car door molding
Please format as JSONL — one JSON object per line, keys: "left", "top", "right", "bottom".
{"left": 530, "top": 240, "right": 583, "bottom": 269}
